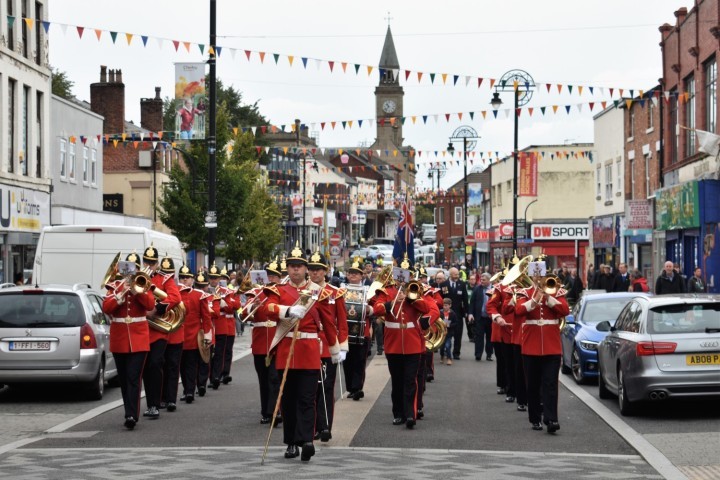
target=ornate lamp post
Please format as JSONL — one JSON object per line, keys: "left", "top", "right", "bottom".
{"left": 447, "top": 126, "right": 479, "bottom": 269}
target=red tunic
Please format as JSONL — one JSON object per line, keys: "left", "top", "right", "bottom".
{"left": 148, "top": 272, "right": 182, "bottom": 344}
{"left": 261, "top": 281, "right": 339, "bottom": 370}
{"left": 245, "top": 285, "right": 277, "bottom": 356}
{"left": 102, "top": 280, "right": 156, "bottom": 353}
{"left": 215, "top": 286, "right": 240, "bottom": 336}
{"left": 486, "top": 285, "right": 513, "bottom": 344}
{"left": 515, "top": 286, "right": 570, "bottom": 356}
{"left": 180, "top": 286, "right": 213, "bottom": 350}
{"left": 372, "top": 296, "right": 431, "bottom": 355}
{"left": 316, "top": 283, "right": 349, "bottom": 358}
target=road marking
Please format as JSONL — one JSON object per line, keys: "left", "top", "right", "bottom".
{"left": 559, "top": 374, "right": 688, "bottom": 480}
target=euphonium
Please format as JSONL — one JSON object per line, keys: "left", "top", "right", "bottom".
{"left": 424, "top": 317, "right": 447, "bottom": 352}
{"left": 405, "top": 280, "right": 423, "bottom": 301}
{"left": 367, "top": 264, "right": 393, "bottom": 300}
{"left": 146, "top": 275, "right": 186, "bottom": 334}
{"left": 500, "top": 255, "right": 534, "bottom": 289}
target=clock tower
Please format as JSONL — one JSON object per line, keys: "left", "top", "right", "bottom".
{"left": 374, "top": 25, "right": 404, "bottom": 152}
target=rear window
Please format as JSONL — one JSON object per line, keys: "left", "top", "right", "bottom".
{"left": 0, "top": 292, "right": 85, "bottom": 328}
{"left": 583, "top": 298, "right": 634, "bottom": 325}
{"left": 648, "top": 303, "right": 720, "bottom": 334}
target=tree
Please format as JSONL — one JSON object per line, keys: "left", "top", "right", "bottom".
{"left": 414, "top": 203, "right": 434, "bottom": 227}
{"left": 51, "top": 67, "right": 74, "bottom": 99}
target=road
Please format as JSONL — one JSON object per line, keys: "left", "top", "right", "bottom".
{"left": 0, "top": 334, "right": 715, "bottom": 479}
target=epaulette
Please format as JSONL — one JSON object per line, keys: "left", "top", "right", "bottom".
{"left": 554, "top": 287, "right": 568, "bottom": 298}
{"left": 199, "top": 291, "right": 213, "bottom": 300}
{"left": 317, "top": 287, "right": 332, "bottom": 302}
{"left": 335, "top": 287, "right": 347, "bottom": 299}
{"left": 263, "top": 284, "right": 280, "bottom": 297}
{"left": 516, "top": 286, "right": 533, "bottom": 299}
{"left": 245, "top": 286, "right": 262, "bottom": 297}
{"left": 158, "top": 271, "right": 174, "bottom": 284}
{"left": 179, "top": 284, "right": 192, "bottom": 293}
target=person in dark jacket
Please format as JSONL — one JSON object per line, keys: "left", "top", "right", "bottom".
{"left": 655, "top": 261, "right": 686, "bottom": 294}
{"left": 564, "top": 269, "right": 584, "bottom": 306}
{"left": 594, "top": 265, "right": 614, "bottom": 292}
{"left": 612, "top": 263, "right": 631, "bottom": 292}
{"left": 687, "top": 267, "right": 707, "bottom": 293}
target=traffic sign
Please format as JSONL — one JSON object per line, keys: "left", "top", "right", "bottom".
{"left": 330, "top": 245, "right": 341, "bottom": 257}
{"left": 464, "top": 234, "right": 475, "bottom": 245}
{"left": 330, "top": 233, "right": 341, "bottom": 246}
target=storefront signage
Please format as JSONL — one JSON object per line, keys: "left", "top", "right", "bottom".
{"left": 103, "top": 194, "right": 124, "bottom": 213}
{"left": 655, "top": 181, "right": 699, "bottom": 230}
{"left": 531, "top": 223, "right": 589, "bottom": 240}
{"left": 625, "top": 200, "right": 653, "bottom": 230}
{"left": 498, "top": 219, "right": 525, "bottom": 240}
{"left": 592, "top": 215, "right": 617, "bottom": 248}
{"left": 0, "top": 183, "right": 49, "bottom": 233}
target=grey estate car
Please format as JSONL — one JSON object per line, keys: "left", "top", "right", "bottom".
{"left": 596, "top": 294, "right": 720, "bottom": 415}
{"left": 0, "top": 283, "right": 117, "bottom": 400}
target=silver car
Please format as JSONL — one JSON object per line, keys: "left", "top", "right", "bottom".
{"left": 0, "top": 283, "right": 117, "bottom": 400}
{"left": 596, "top": 294, "right": 720, "bottom": 415}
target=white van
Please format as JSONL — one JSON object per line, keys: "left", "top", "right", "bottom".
{"left": 33, "top": 226, "right": 185, "bottom": 290}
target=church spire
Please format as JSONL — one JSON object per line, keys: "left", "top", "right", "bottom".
{"left": 379, "top": 25, "right": 399, "bottom": 85}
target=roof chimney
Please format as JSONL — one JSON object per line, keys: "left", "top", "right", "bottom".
{"left": 155, "top": 86, "right": 161, "bottom": 100}
{"left": 141, "top": 87, "right": 163, "bottom": 133}
{"left": 100, "top": 65, "right": 107, "bottom": 83}
{"left": 116, "top": 69, "right": 123, "bottom": 84}
{"left": 674, "top": 7, "right": 688, "bottom": 25}
{"left": 90, "top": 65, "right": 125, "bottom": 134}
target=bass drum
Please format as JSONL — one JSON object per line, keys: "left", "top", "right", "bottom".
{"left": 343, "top": 284, "right": 368, "bottom": 345}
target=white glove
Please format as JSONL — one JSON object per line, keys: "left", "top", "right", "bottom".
{"left": 220, "top": 299, "right": 228, "bottom": 309}
{"left": 331, "top": 351, "right": 341, "bottom": 364}
{"left": 288, "top": 305, "right": 307, "bottom": 319}
{"left": 203, "top": 331, "right": 212, "bottom": 342}
{"left": 468, "top": 314, "right": 475, "bottom": 323}
{"left": 339, "top": 350, "right": 347, "bottom": 362}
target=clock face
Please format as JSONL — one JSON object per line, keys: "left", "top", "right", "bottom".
{"left": 382, "top": 99, "right": 397, "bottom": 114}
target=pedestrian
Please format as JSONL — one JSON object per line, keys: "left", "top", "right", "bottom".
{"left": 439, "top": 267, "right": 469, "bottom": 360}
{"left": 564, "top": 268, "right": 584, "bottom": 306}
{"left": 440, "top": 298, "right": 457, "bottom": 364}
{"left": 469, "top": 273, "right": 493, "bottom": 361}
{"left": 612, "top": 263, "right": 631, "bottom": 292}
{"left": 655, "top": 261, "right": 686, "bottom": 294}
{"left": 630, "top": 269, "right": 650, "bottom": 292}
{"left": 687, "top": 267, "right": 707, "bottom": 293}
{"left": 586, "top": 264, "right": 596, "bottom": 291}
{"left": 594, "top": 264, "right": 614, "bottom": 292}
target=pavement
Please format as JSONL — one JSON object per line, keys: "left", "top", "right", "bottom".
{"left": 0, "top": 333, "right": 710, "bottom": 479}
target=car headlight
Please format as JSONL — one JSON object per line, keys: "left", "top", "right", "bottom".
{"left": 579, "top": 340, "right": 599, "bottom": 351}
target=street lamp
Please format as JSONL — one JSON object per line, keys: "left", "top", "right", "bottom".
{"left": 447, "top": 126, "right": 479, "bottom": 268}
{"left": 491, "top": 70, "right": 535, "bottom": 255}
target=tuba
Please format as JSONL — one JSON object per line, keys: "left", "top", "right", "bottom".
{"left": 148, "top": 283, "right": 186, "bottom": 334}
{"left": 501, "top": 255, "right": 535, "bottom": 289}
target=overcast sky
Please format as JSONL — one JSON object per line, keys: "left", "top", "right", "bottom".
{"left": 49, "top": 0, "right": 687, "bottom": 189}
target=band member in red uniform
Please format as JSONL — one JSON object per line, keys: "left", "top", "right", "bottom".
{"left": 342, "top": 257, "right": 373, "bottom": 401}
{"left": 242, "top": 258, "right": 282, "bottom": 425}
{"left": 418, "top": 266, "right": 443, "bottom": 389}
{"left": 140, "top": 246, "right": 181, "bottom": 420}
{"left": 308, "top": 250, "right": 348, "bottom": 442}
{"left": 515, "top": 271, "right": 570, "bottom": 433}
{"left": 486, "top": 269, "right": 513, "bottom": 399}
{"left": 178, "top": 265, "right": 212, "bottom": 404}
{"left": 371, "top": 260, "right": 432, "bottom": 429}
{"left": 259, "top": 244, "right": 340, "bottom": 462}
{"left": 102, "top": 252, "right": 156, "bottom": 430}
{"left": 158, "top": 256, "right": 184, "bottom": 412}
{"left": 207, "top": 263, "right": 227, "bottom": 389}
{"left": 196, "top": 271, "right": 219, "bottom": 396}
{"left": 217, "top": 266, "right": 240, "bottom": 385}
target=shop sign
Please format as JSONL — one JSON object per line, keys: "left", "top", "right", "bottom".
{"left": 0, "top": 183, "right": 49, "bottom": 232}
{"left": 592, "top": 216, "right": 617, "bottom": 248}
{"left": 655, "top": 181, "right": 699, "bottom": 230}
{"left": 625, "top": 200, "right": 653, "bottom": 230}
{"left": 531, "top": 223, "right": 589, "bottom": 240}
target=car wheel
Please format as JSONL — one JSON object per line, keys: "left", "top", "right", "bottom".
{"left": 598, "top": 363, "right": 612, "bottom": 399}
{"left": 86, "top": 361, "right": 105, "bottom": 401}
{"left": 617, "top": 368, "right": 636, "bottom": 416}
{"left": 571, "top": 348, "right": 586, "bottom": 384}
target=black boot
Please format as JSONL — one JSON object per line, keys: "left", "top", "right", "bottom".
{"left": 300, "top": 442, "right": 315, "bottom": 462}
{"left": 284, "top": 445, "right": 299, "bottom": 459}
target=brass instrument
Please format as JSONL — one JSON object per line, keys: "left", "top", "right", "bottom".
{"left": 424, "top": 317, "right": 447, "bottom": 352}
{"left": 405, "top": 280, "right": 423, "bottom": 301}
{"left": 540, "top": 274, "right": 562, "bottom": 295}
{"left": 238, "top": 270, "right": 254, "bottom": 292}
{"left": 367, "top": 264, "right": 393, "bottom": 300}
{"left": 101, "top": 252, "right": 122, "bottom": 290}
{"left": 500, "top": 255, "right": 534, "bottom": 289}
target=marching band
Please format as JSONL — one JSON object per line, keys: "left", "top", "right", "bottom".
{"left": 100, "top": 242, "right": 570, "bottom": 462}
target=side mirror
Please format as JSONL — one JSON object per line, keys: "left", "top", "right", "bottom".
{"left": 565, "top": 314, "right": 575, "bottom": 324}
{"left": 596, "top": 320, "right": 611, "bottom": 332}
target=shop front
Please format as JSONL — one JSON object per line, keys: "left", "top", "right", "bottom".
{"left": 592, "top": 214, "right": 620, "bottom": 271}
{"left": 624, "top": 199, "right": 654, "bottom": 281}
{"left": 656, "top": 180, "right": 720, "bottom": 292}
{"left": 0, "top": 182, "right": 50, "bottom": 284}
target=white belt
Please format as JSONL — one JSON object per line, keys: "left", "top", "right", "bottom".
{"left": 284, "top": 332, "right": 319, "bottom": 339}
{"left": 224, "top": 314, "right": 235, "bottom": 318}
{"left": 113, "top": 316, "right": 147, "bottom": 324}
{"left": 385, "top": 321, "right": 415, "bottom": 329}
{"left": 525, "top": 319, "right": 560, "bottom": 326}
{"left": 254, "top": 321, "right": 277, "bottom": 328}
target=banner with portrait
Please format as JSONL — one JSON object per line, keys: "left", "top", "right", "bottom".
{"left": 174, "top": 63, "right": 207, "bottom": 140}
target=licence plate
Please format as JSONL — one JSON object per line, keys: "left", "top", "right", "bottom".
{"left": 686, "top": 354, "right": 720, "bottom": 365}
{"left": 9, "top": 341, "right": 51, "bottom": 351}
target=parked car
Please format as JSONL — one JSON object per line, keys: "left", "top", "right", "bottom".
{"left": 426, "top": 267, "right": 449, "bottom": 284}
{"left": 596, "top": 294, "right": 720, "bottom": 415}
{"left": 350, "top": 246, "right": 392, "bottom": 262}
{"left": 561, "top": 292, "right": 648, "bottom": 384}
{"left": 0, "top": 283, "right": 118, "bottom": 400}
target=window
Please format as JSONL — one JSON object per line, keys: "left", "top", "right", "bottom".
{"left": 59, "top": 138, "right": 67, "bottom": 179}
{"left": 91, "top": 148, "right": 97, "bottom": 185}
{"left": 21, "top": 0, "right": 29, "bottom": 58}
{"left": 22, "top": 85, "right": 29, "bottom": 175}
{"left": 645, "top": 154, "right": 651, "bottom": 198}
{"left": 670, "top": 91, "right": 678, "bottom": 164}
{"left": 438, "top": 207, "right": 445, "bottom": 225}
{"left": 647, "top": 101, "right": 654, "bottom": 130}
{"left": 604, "top": 164, "right": 613, "bottom": 200}
{"left": 706, "top": 58, "right": 717, "bottom": 133}
{"left": 7, "top": 0, "right": 15, "bottom": 51}
{"left": 685, "top": 75, "right": 696, "bottom": 156}
{"left": 8, "top": 78, "right": 16, "bottom": 173}
{"left": 82, "top": 146, "right": 89, "bottom": 183}
{"left": 506, "top": 180, "right": 511, "bottom": 192}
{"left": 630, "top": 158, "right": 635, "bottom": 197}
{"left": 35, "top": 2, "right": 43, "bottom": 65}
{"left": 496, "top": 184, "right": 502, "bottom": 206}
{"left": 454, "top": 206, "right": 462, "bottom": 225}
{"left": 68, "top": 142, "right": 76, "bottom": 181}
{"left": 596, "top": 166, "right": 601, "bottom": 197}
{"left": 616, "top": 158, "right": 621, "bottom": 195}
{"left": 629, "top": 112, "right": 635, "bottom": 139}
{"left": 36, "top": 91, "right": 42, "bottom": 177}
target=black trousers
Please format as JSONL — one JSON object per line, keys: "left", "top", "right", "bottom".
{"left": 342, "top": 340, "right": 368, "bottom": 393}
{"left": 115, "top": 351, "right": 147, "bottom": 420}
{"left": 373, "top": 319, "right": 384, "bottom": 353}
{"left": 279, "top": 369, "right": 319, "bottom": 446}
{"left": 180, "top": 348, "right": 200, "bottom": 396}
{"left": 315, "top": 358, "right": 337, "bottom": 432}
{"left": 161, "top": 342, "right": 183, "bottom": 404}
{"left": 253, "top": 354, "right": 280, "bottom": 418}
{"left": 211, "top": 334, "right": 228, "bottom": 382}
{"left": 474, "top": 317, "right": 493, "bottom": 359}
{"left": 523, "top": 354, "right": 561, "bottom": 424}
{"left": 222, "top": 334, "right": 235, "bottom": 377}
{"left": 386, "top": 353, "right": 421, "bottom": 421}
{"left": 416, "top": 351, "right": 426, "bottom": 410}
{"left": 197, "top": 345, "right": 212, "bottom": 390}
{"left": 424, "top": 351, "right": 434, "bottom": 378}
{"left": 500, "top": 343, "right": 515, "bottom": 395}
{"left": 493, "top": 341, "right": 506, "bottom": 389}
{"left": 143, "top": 339, "right": 167, "bottom": 408}
{"left": 465, "top": 317, "right": 474, "bottom": 340}
{"left": 513, "top": 344, "right": 527, "bottom": 405}
{"left": 452, "top": 319, "right": 464, "bottom": 357}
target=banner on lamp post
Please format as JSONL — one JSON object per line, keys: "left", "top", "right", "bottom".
{"left": 467, "top": 183, "right": 483, "bottom": 216}
{"left": 174, "top": 63, "right": 207, "bottom": 140}
{"left": 518, "top": 153, "right": 538, "bottom": 197}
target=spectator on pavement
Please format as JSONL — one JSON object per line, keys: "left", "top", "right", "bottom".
{"left": 630, "top": 270, "right": 650, "bottom": 292}
{"left": 687, "top": 267, "right": 707, "bottom": 293}
{"left": 612, "top": 263, "right": 631, "bottom": 292}
{"left": 655, "top": 261, "right": 686, "bottom": 294}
